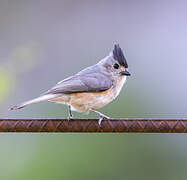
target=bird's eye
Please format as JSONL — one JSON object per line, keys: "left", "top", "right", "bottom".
{"left": 113, "top": 63, "right": 119, "bottom": 69}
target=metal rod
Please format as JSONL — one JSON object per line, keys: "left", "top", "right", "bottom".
{"left": 0, "top": 118, "right": 187, "bottom": 133}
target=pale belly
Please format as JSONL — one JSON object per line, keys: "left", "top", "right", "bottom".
{"left": 70, "top": 89, "right": 116, "bottom": 112}
{"left": 50, "top": 76, "right": 126, "bottom": 112}
{"left": 50, "top": 89, "right": 115, "bottom": 112}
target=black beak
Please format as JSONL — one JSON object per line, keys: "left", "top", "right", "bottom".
{"left": 120, "top": 71, "right": 131, "bottom": 76}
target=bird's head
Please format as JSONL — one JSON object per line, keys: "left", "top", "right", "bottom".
{"left": 98, "top": 44, "right": 131, "bottom": 78}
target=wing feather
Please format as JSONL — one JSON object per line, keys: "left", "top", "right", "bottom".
{"left": 44, "top": 73, "right": 112, "bottom": 94}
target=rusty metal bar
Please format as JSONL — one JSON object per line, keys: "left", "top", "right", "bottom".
{"left": 0, "top": 118, "right": 187, "bottom": 133}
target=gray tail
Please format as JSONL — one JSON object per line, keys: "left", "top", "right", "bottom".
{"left": 10, "top": 94, "right": 60, "bottom": 110}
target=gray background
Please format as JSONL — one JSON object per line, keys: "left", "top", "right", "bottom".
{"left": 0, "top": 0, "right": 187, "bottom": 179}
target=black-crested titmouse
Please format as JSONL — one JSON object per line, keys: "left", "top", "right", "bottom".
{"left": 10, "top": 44, "right": 131, "bottom": 125}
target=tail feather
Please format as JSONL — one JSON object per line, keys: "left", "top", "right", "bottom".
{"left": 10, "top": 94, "right": 61, "bottom": 110}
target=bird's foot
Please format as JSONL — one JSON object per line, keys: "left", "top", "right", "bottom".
{"left": 68, "top": 105, "right": 73, "bottom": 121}
{"left": 98, "top": 114, "right": 109, "bottom": 126}
{"left": 68, "top": 114, "right": 73, "bottom": 121}
{"left": 91, "top": 110, "right": 109, "bottom": 126}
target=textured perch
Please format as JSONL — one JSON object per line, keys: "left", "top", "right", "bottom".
{"left": 0, "top": 118, "right": 187, "bottom": 133}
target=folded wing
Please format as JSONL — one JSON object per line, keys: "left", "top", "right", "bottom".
{"left": 44, "top": 73, "right": 113, "bottom": 95}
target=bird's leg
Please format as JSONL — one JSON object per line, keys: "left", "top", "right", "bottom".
{"left": 68, "top": 105, "right": 73, "bottom": 120}
{"left": 91, "top": 110, "right": 109, "bottom": 126}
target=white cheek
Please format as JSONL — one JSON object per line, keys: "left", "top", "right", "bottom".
{"left": 121, "top": 76, "right": 127, "bottom": 84}
{"left": 115, "top": 76, "right": 127, "bottom": 97}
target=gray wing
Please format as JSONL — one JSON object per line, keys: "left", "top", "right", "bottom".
{"left": 44, "top": 73, "right": 113, "bottom": 94}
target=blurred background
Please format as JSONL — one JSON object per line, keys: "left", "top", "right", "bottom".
{"left": 0, "top": 0, "right": 187, "bottom": 179}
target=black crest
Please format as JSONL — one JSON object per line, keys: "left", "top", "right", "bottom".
{"left": 113, "top": 44, "right": 128, "bottom": 68}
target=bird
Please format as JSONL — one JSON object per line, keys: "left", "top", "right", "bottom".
{"left": 10, "top": 44, "right": 131, "bottom": 125}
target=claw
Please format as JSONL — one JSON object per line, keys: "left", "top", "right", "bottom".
{"left": 68, "top": 114, "right": 73, "bottom": 121}
{"left": 98, "top": 115, "right": 109, "bottom": 126}
{"left": 68, "top": 105, "right": 73, "bottom": 121}
{"left": 91, "top": 110, "right": 109, "bottom": 126}
{"left": 98, "top": 117, "right": 102, "bottom": 126}
{"left": 98, "top": 117, "right": 104, "bottom": 126}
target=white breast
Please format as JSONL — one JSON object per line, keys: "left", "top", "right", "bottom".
{"left": 113, "top": 76, "right": 127, "bottom": 98}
